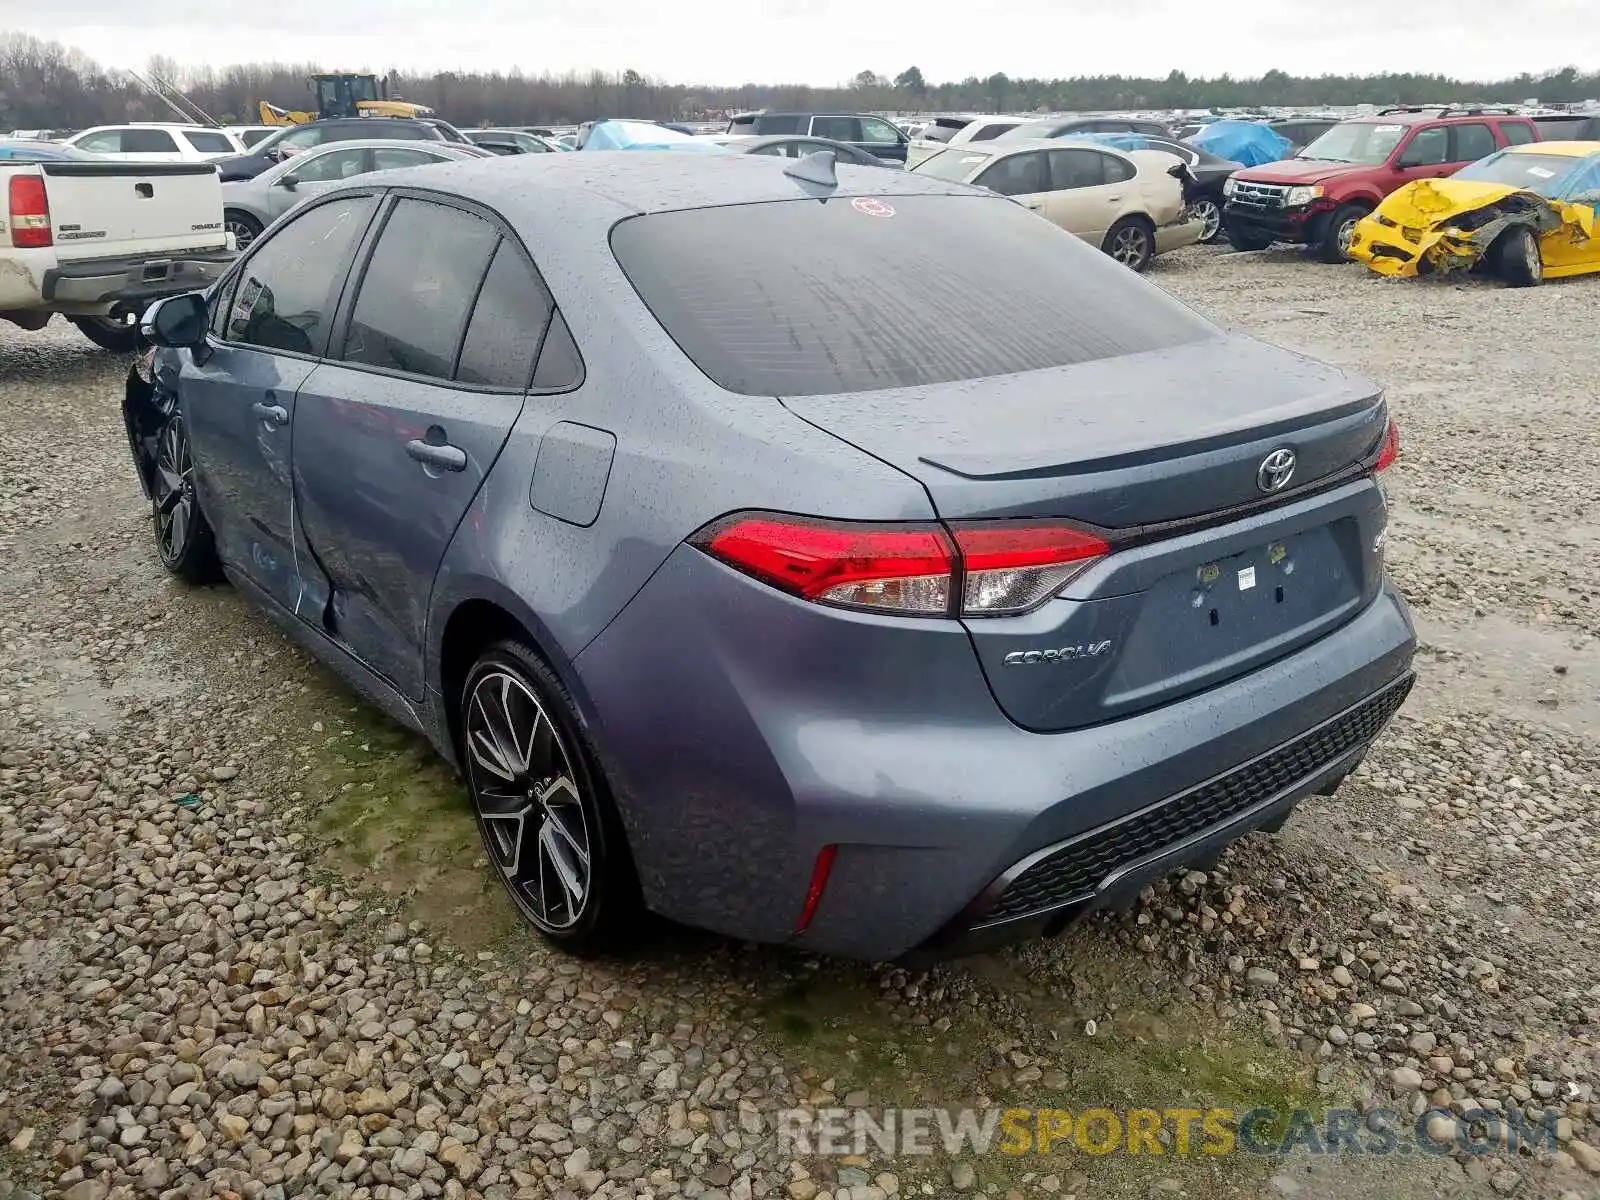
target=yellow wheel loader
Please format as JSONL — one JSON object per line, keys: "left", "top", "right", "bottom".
{"left": 259, "top": 73, "right": 435, "bottom": 125}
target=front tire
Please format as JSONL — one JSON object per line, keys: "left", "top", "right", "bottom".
{"left": 151, "top": 410, "right": 221, "bottom": 584}
{"left": 70, "top": 315, "right": 140, "bottom": 353}
{"left": 1316, "top": 204, "right": 1369, "bottom": 263}
{"left": 1103, "top": 216, "right": 1154, "bottom": 272}
{"left": 1492, "top": 226, "right": 1543, "bottom": 287}
{"left": 459, "top": 641, "right": 641, "bottom": 953}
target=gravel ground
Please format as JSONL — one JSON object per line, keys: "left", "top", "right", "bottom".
{"left": 2, "top": 246, "right": 1598, "bottom": 1200}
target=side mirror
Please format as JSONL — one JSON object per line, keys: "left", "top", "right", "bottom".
{"left": 140, "top": 293, "right": 208, "bottom": 349}
{"left": 280, "top": 172, "right": 299, "bottom": 190}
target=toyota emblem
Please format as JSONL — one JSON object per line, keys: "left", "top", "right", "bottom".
{"left": 1257, "top": 448, "right": 1297, "bottom": 494}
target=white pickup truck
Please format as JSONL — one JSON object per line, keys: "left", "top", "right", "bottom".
{"left": 1, "top": 157, "right": 235, "bottom": 352}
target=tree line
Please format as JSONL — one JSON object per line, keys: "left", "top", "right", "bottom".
{"left": 2, "top": 32, "right": 1596, "bottom": 132}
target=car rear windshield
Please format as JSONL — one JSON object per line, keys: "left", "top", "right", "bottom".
{"left": 910, "top": 147, "right": 993, "bottom": 181}
{"left": 610, "top": 194, "right": 1216, "bottom": 397}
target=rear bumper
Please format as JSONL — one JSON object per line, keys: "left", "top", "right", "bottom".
{"left": 576, "top": 545, "right": 1416, "bottom": 962}
{"left": 41, "top": 249, "right": 235, "bottom": 311}
{"left": 1155, "top": 215, "right": 1206, "bottom": 253}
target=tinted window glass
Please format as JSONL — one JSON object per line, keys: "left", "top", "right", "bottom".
{"left": 811, "top": 116, "right": 860, "bottom": 141}
{"left": 1048, "top": 148, "right": 1104, "bottom": 190}
{"left": 456, "top": 242, "right": 555, "bottom": 388}
{"left": 1451, "top": 123, "right": 1496, "bottom": 163}
{"left": 975, "top": 151, "right": 1048, "bottom": 196}
{"left": 1401, "top": 127, "right": 1448, "bottom": 166}
{"left": 531, "top": 311, "right": 583, "bottom": 391}
{"left": 292, "top": 147, "right": 368, "bottom": 182}
{"left": 184, "top": 131, "right": 234, "bottom": 153}
{"left": 970, "top": 123, "right": 1014, "bottom": 142}
{"left": 611, "top": 194, "right": 1215, "bottom": 397}
{"left": 755, "top": 114, "right": 804, "bottom": 135}
{"left": 123, "top": 128, "right": 179, "bottom": 153}
{"left": 342, "top": 199, "right": 499, "bottom": 379}
{"left": 372, "top": 147, "right": 445, "bottom": 170}
{"left": 227, "top": 196, "right": 376, "bottom": 355}
{"left": 1502, "top": 121, "right": 1537, "bottom": 146}
{"left": 1104, "top": 153, "right": 1136, "bottom": 183}
{"left": 239, "top": 128, "right": 275, "bottom": 147}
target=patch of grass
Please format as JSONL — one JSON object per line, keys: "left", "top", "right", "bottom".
{"left": 296, "top": 694, "right": 522, "bottom": 951}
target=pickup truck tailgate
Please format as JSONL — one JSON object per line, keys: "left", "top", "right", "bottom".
{"left": 40, "top": 162, "right": 226, "bottom": 262}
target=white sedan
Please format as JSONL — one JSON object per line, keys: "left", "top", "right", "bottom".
{"left": 911, "top": 138, "right": 1204, "bottom": 271}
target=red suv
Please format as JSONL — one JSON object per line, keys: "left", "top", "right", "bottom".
{"left": 1222, "top": 107, "right": 1540, "bottom": 261}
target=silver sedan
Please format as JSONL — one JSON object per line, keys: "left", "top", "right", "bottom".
{"left": 220, "top": 139, "right": 488, "bottom": 249}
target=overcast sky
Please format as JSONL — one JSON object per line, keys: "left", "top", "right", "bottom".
{"left": 13, "top": 0, "right": 1600, "bottom": 87}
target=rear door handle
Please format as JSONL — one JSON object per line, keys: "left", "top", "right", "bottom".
{"left": 251, "top": 402, "right": 288, "bottom": 427}
{"left": 406, "top": 439, "right": 467, "bottom": 472}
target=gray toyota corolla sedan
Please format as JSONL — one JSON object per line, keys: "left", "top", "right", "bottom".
{"left": 123, "top": 151, "right": 1415, "bottom": 961}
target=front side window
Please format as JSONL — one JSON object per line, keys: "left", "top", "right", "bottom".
{"left": 226, "top": 196, "right": 377, "bottom": 355}
{"left": 975, "top": 151, "right": 1048, "bottom": 196}
{"left": 1400, "top": 127, "right": 1449, "bottom": 167}
{"left": 859, "top": 118, "right": 902, "bottom": 145}
{"left": 341, "top": 199, "right": 499, "bottom": 379}
{"left": 291, "top": 147, "right": 369, "bottom": 183}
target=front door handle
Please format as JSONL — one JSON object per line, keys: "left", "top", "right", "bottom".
{"left": 251, "top": 402, "right": 288, "bottom": 427}
{"left": 406, "top": 439, "right": 467, "bottom": 472}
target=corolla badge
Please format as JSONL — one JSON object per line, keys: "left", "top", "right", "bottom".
{"left": 1257, "top": 447, "right": 1297, "bottom": 494}
{"left": 1003, "top": 641, "right": 1113, "bottom": 666}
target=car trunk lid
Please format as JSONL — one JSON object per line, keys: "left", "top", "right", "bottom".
{"left": 781, "top": 334, "right": 1392, "bottom": 730}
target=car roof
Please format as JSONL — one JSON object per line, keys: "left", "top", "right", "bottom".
{"left": 942, "top": 136, "right": 1133, "bottom": 158}
{"left": 74, "top": 122, "right": 231, "bottom": 133}
{"left": 1505, "top": 139, "right": 1600, "bottom": 157}
{"left": 1343, "top": 111, "right": 1528, "bottom": 126}
{"left": 341, "top": 149, "right": 978, "bottom": 234}
{"left": 294, "top": 138, "right": 468, "bottom": 152}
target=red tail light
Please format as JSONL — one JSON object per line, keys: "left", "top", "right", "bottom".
{"left": 1374, "top": 416, "right": 1399, "bottom": 473}
{"left": 7, "top": 176, "right": 52, "bottom": 248}
{"left": 693, "top": 512, "right": 1109, "bottom": 617}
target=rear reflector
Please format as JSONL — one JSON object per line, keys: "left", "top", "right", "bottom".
{"left": 7, "top": 176, "right": 51, "bottom": 248}
{"left": 693, "top": 512, "right": 1109, "bottom": 617}
{"left": 1374, "top": 416, "right": 1399, "bottom": 473}
{"left": 795, "top": 844, "right": 838, "bottom": 933}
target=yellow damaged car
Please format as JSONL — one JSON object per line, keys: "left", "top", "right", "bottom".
{"left": 1349, "top": 141, "right": 1600, "bottom": 286}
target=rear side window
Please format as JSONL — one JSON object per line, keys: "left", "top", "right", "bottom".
{"left": 1048, "top": 148, "right": 1105, "bottom": 190}
{"left": 227, "top": 196, "right": 377, "bottom": 355}
{"left": 342, "top": 199, "right": 499, "bottom": 379}
{"left": 970, "top": 123, "right": 1013, "bottom": 142}
{"left": 1103, "top": 153, "right": 1136, "bottom": 183}
{"left": 124, "top": 128, "right": 178, "bottom": 153}
{"left": 1502, "top": 121, "right": 1537, "bottom": 146}
{"left": 611, "top": 194, "right": 1215, "bottom": 397}
{"left": 456, "top": 242, "right": 555, "bottom": 389}
{"left": 755, "top": 114, "right": 804, "bottom": 135}
{"left": 184, "top": 131, "right": 234, "bottom": 153}
{"left": 1451, "top": 123, "right": 1496, "bottom": 163}
{"left": 811, "top": 116, "right": 861, "bottom": 141}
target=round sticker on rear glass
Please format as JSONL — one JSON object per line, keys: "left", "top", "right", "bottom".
{"left": 851, "top": 197, "right": 896, "bottom": 217}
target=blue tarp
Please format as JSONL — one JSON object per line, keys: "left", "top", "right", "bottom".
{"left": 580, "top": 120, "right": 727, "bottom": 152}
{"left": 1186, "top": 120, "right": 1291, "bottom": 167}
{"left": 1055, "top": 132, "right": 1153, "bottom": 153}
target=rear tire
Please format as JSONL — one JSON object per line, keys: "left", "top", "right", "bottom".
{"left": 1102, "top": 216, "right": 1154, "bottom": 272}
{"left": 70, "top": 315, "right": 140, "bottom": 354}
{"left": 1316, "top": 203, "right": 1369, "bottom": 263}
{"left": 459, "top": 640, "right": 642, "bottom": 955}
{"left": 224, "top": 209, "right": 264, "bottom": 251}
{"left": 1491, "top": 226, "right": 1543, "bottom": 287}
{"left": 1226, "top": 224, "right": 1274, "bottom": 251}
